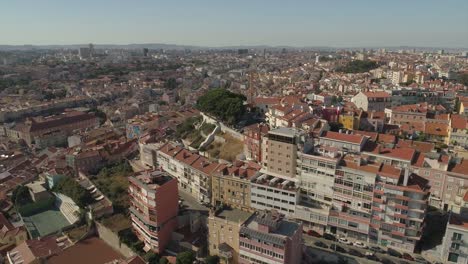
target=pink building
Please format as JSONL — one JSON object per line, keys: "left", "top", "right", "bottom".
{"left": 128, "top": 170, "right": 178, "bottom": 254}
{"left": 239, "top": 211, "right": 302, "bottom": 264}
{"left": 243, "top": 123, "right": 269, "bottom": 162}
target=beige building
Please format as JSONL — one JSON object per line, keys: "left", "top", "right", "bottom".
{"left": 211, "top": 161, "right": 259, "bottom": 212}
{"left": 261, "top": 127, "right": 303, "bottom": 180}
{"left": 0, "top": 213, "right": 27, "bottom": 254}
{"left": 208, "top": 208, "right": 253, "bottom": 264}
{"left": 351, "top": 91, "right": 392, "bottom": 112}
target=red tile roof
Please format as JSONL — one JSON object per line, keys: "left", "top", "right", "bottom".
{"left": 47, "top": 237, "right": 122, "bottom": 264}
{"left": 321, "top": 131, "right": 366, "bottom": 144}
{"left": 363, "top": 91, "right": 390, "bottom": 98}
{"left": 354, "top": 131, "right": 378, "bottom": 141}
{"left": 451, "top": 114, "right": 468, "bottom": 130}
{"left": 425, "top": 122, "right": 449, "bottom": 136}
{"left": 379, "top": 164, "right": 402, "bottom": 179}
{"left": 254, "top": 97, "right": 281, "bottom": 105}
{"left": 397, "top": 139, "right": 434, "bottom": 153}
{"left": 158, "top": 143, "right": 183, "bottom": 157}
{"left": 450, "top": 159, "right": 468, "bottom": 175}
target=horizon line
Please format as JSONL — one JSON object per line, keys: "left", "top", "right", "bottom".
{"left": 0, "top": 43, "right": 467, "bottom": 50}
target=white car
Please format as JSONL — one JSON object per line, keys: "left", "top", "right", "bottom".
{"left": 338, "top": 237, "right": 352, "bottom": 245}
{"left": 353, "top": 241, "right": 368, "bottom": 249}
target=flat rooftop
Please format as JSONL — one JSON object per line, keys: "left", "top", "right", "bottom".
{"left": 26, "top": 181, "right": 47, "bottom": 193}
{"left": 268, "top": 127, "right": 298, "bottom": 137}
{"left": 132, "top": 170, "right": 174, "bottom": 190}
{"left": 215, "top": 208, "right": 253, "bottom": 223}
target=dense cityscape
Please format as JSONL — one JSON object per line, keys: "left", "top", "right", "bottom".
{"left": 0, "top": 44, "right": 467, "bottom": 264}
{"left": 1, "top": 1, "right": 468, "bottom": 262}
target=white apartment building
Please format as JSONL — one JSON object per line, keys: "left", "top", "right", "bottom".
{"left": 250, "top": 174, "right": 298, "bottom": 218}
{"left": 440, "top": 214, "right": 468, "bottom": 263}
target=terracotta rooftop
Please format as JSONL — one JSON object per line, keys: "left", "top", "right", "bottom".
{"left": 364, "top": 142, "right": 416, "bottom": 161}
{"left": 425, "top": 122, "right": 449, "bottom": 137}
{"left": 397, "top": 139, "right": 434, "bottom": 153}
{"left": 158, "top": 142, "right": 183, "bottom": 157}
{"left": 392, "top": 103, "right": 428, "bottom": 113}
{"left": 47, "top": 237, "right": 122, "bottom": 264}
{"left": 254, "top": 97, "right": 281, "bottom": 105}
{"left": 451, "top": 114, "right": 468, "bottom": 130}
{"left": 449, "top": 159, "right": 468, "bottom": 175}
{"left": 321, "top": 131, "right": 366, "bottom": 144}
{"left": 362, "top": 91, "right": 390, "bottom": 98}
{"left": 379, "top": 164, "right": 402, "bottom": 179}
{"left": 354, "top": 131, "right": 378, "bottom": 142}
{"left": 377, "top": 133, "right": 396, "bottom": 144}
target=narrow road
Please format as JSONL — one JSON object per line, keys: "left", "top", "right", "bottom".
{"left": 303, "top": 235, "right": 422, "bottom": 264}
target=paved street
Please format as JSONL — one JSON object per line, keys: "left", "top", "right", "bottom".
{"left": 178, "top": 188, "right": 210, "bottom": 212}
{"left": 303, "top": 235, "right": 422, "bottom": 264}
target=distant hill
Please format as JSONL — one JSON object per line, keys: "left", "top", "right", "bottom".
{"left": 0, "top": 44, "right": 465, "bottom": 52}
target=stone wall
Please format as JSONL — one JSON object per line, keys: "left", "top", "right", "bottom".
{"left": 95, "top": 221, "right": 136, "bottom": 258}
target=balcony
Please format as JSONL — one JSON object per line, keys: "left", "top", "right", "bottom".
{"left": 449, "top": 247, "right": 466, "bottom": 256}
{"left": 218, "top": 243, "right": 234, "bottom": 259}
{"left": 452, "top": 237, "right": 465, "bottom": 244}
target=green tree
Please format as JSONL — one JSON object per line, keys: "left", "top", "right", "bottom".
{"left": 166, "top": 78, "right": 177, "bottom": 89}
{"left": 337, "top": 256, "right": 349, "bottom": 264}
{"left": 196, "top": 88, "right": 246, "bottom": 125}
{"left": 176, "top": 251, "right": 195, "bottom": 264}
{"left": 456, "top": 73, "right": 468, "bottom": 86}
{"left": 11, "top": 185, "right": 32, "bottom": 206}
{"left": 144, "top": 252, "right": 160, "bottom": 264}
{"left": 336, "top": 60, "right": 378, "bottom": 73}
{"left": 329, "top": 122, "right": 344, "bottom": 132}
{"left": 52, "top": 177, "right": 93, "bottom": 207}
{"left": 205, "top": 255, "right": 220, "bottom": 264}
{"left": 159, "top": 258, "right": 169, "bottom": 264}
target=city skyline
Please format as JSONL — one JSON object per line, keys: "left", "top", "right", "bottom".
{"left": 1, "top": 0, "right": 467, "bottom": 48}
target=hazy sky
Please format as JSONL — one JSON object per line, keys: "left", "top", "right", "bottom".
{"left": 1, "top": 0, "right": 467, "bottom": 47}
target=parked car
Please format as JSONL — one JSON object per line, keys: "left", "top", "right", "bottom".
{"left": 381, "top": 258, "right": 395, "bottom": 264}
{"left": 366, "top": 254, "right": 380, "bottom": 261}
{"left": 387, "top": 248, "right": 403, "bottom": 258}
{"left": 402, "top": 253, "right": 414, "bottom": 261}
{"left": 323, "top": 233, "right": 336, "bottom": 241}
{"left": 331, "top": 244, "right": 347, "bottom": 253}
{"left": 338, "top": 237, "right": 352, "bottom": 245}
{"left": 369, "top": 246, "right": 386, "bottom": 253}
{"left": 348, "top": 249, "right": 364, "bottom": 257}
{"left": 353, "top": 241, "right": 368, "bottom": 249}
{"left": 307, "top": 230, "right": 322, "bottom": 238}
{"left": 314, "top": 241, "right": 328, "bottom": 249}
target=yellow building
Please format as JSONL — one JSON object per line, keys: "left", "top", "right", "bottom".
{"left": 208, "top": 208, "right": 253, "bottom": 264}
{"left": 0, "top": 213, "right": 27, "bottom": 253}
{"left": 339, "top": 111, "right": 360, "bottom": 130}
{"left": 459, "top": 97, "right": 468, "bottom": 116}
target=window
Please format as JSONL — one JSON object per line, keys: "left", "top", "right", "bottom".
{"left": 448, "top": 253, "right": 459, "bottom": 263}
{"left": 451, "top": 243, "right": 460, "bottom": 250}
{"left": 453, "top": 232, "right": 463, "bottom": 241}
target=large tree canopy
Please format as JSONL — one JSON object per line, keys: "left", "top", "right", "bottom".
{"left": 52, "top": 177, "right": 93, "bottom": 208}
{"left": 336, "top": 60, "right": 378, "bottom": 73}
{"left": 196, "top": 88, "right": 246, "bottom": 125}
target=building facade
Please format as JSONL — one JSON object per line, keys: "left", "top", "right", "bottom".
{"left": 128, "top": 170, "right": 178, "bottom": 254}
{"left": 239, "top": 211, "right": 302, "bottom": 264}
